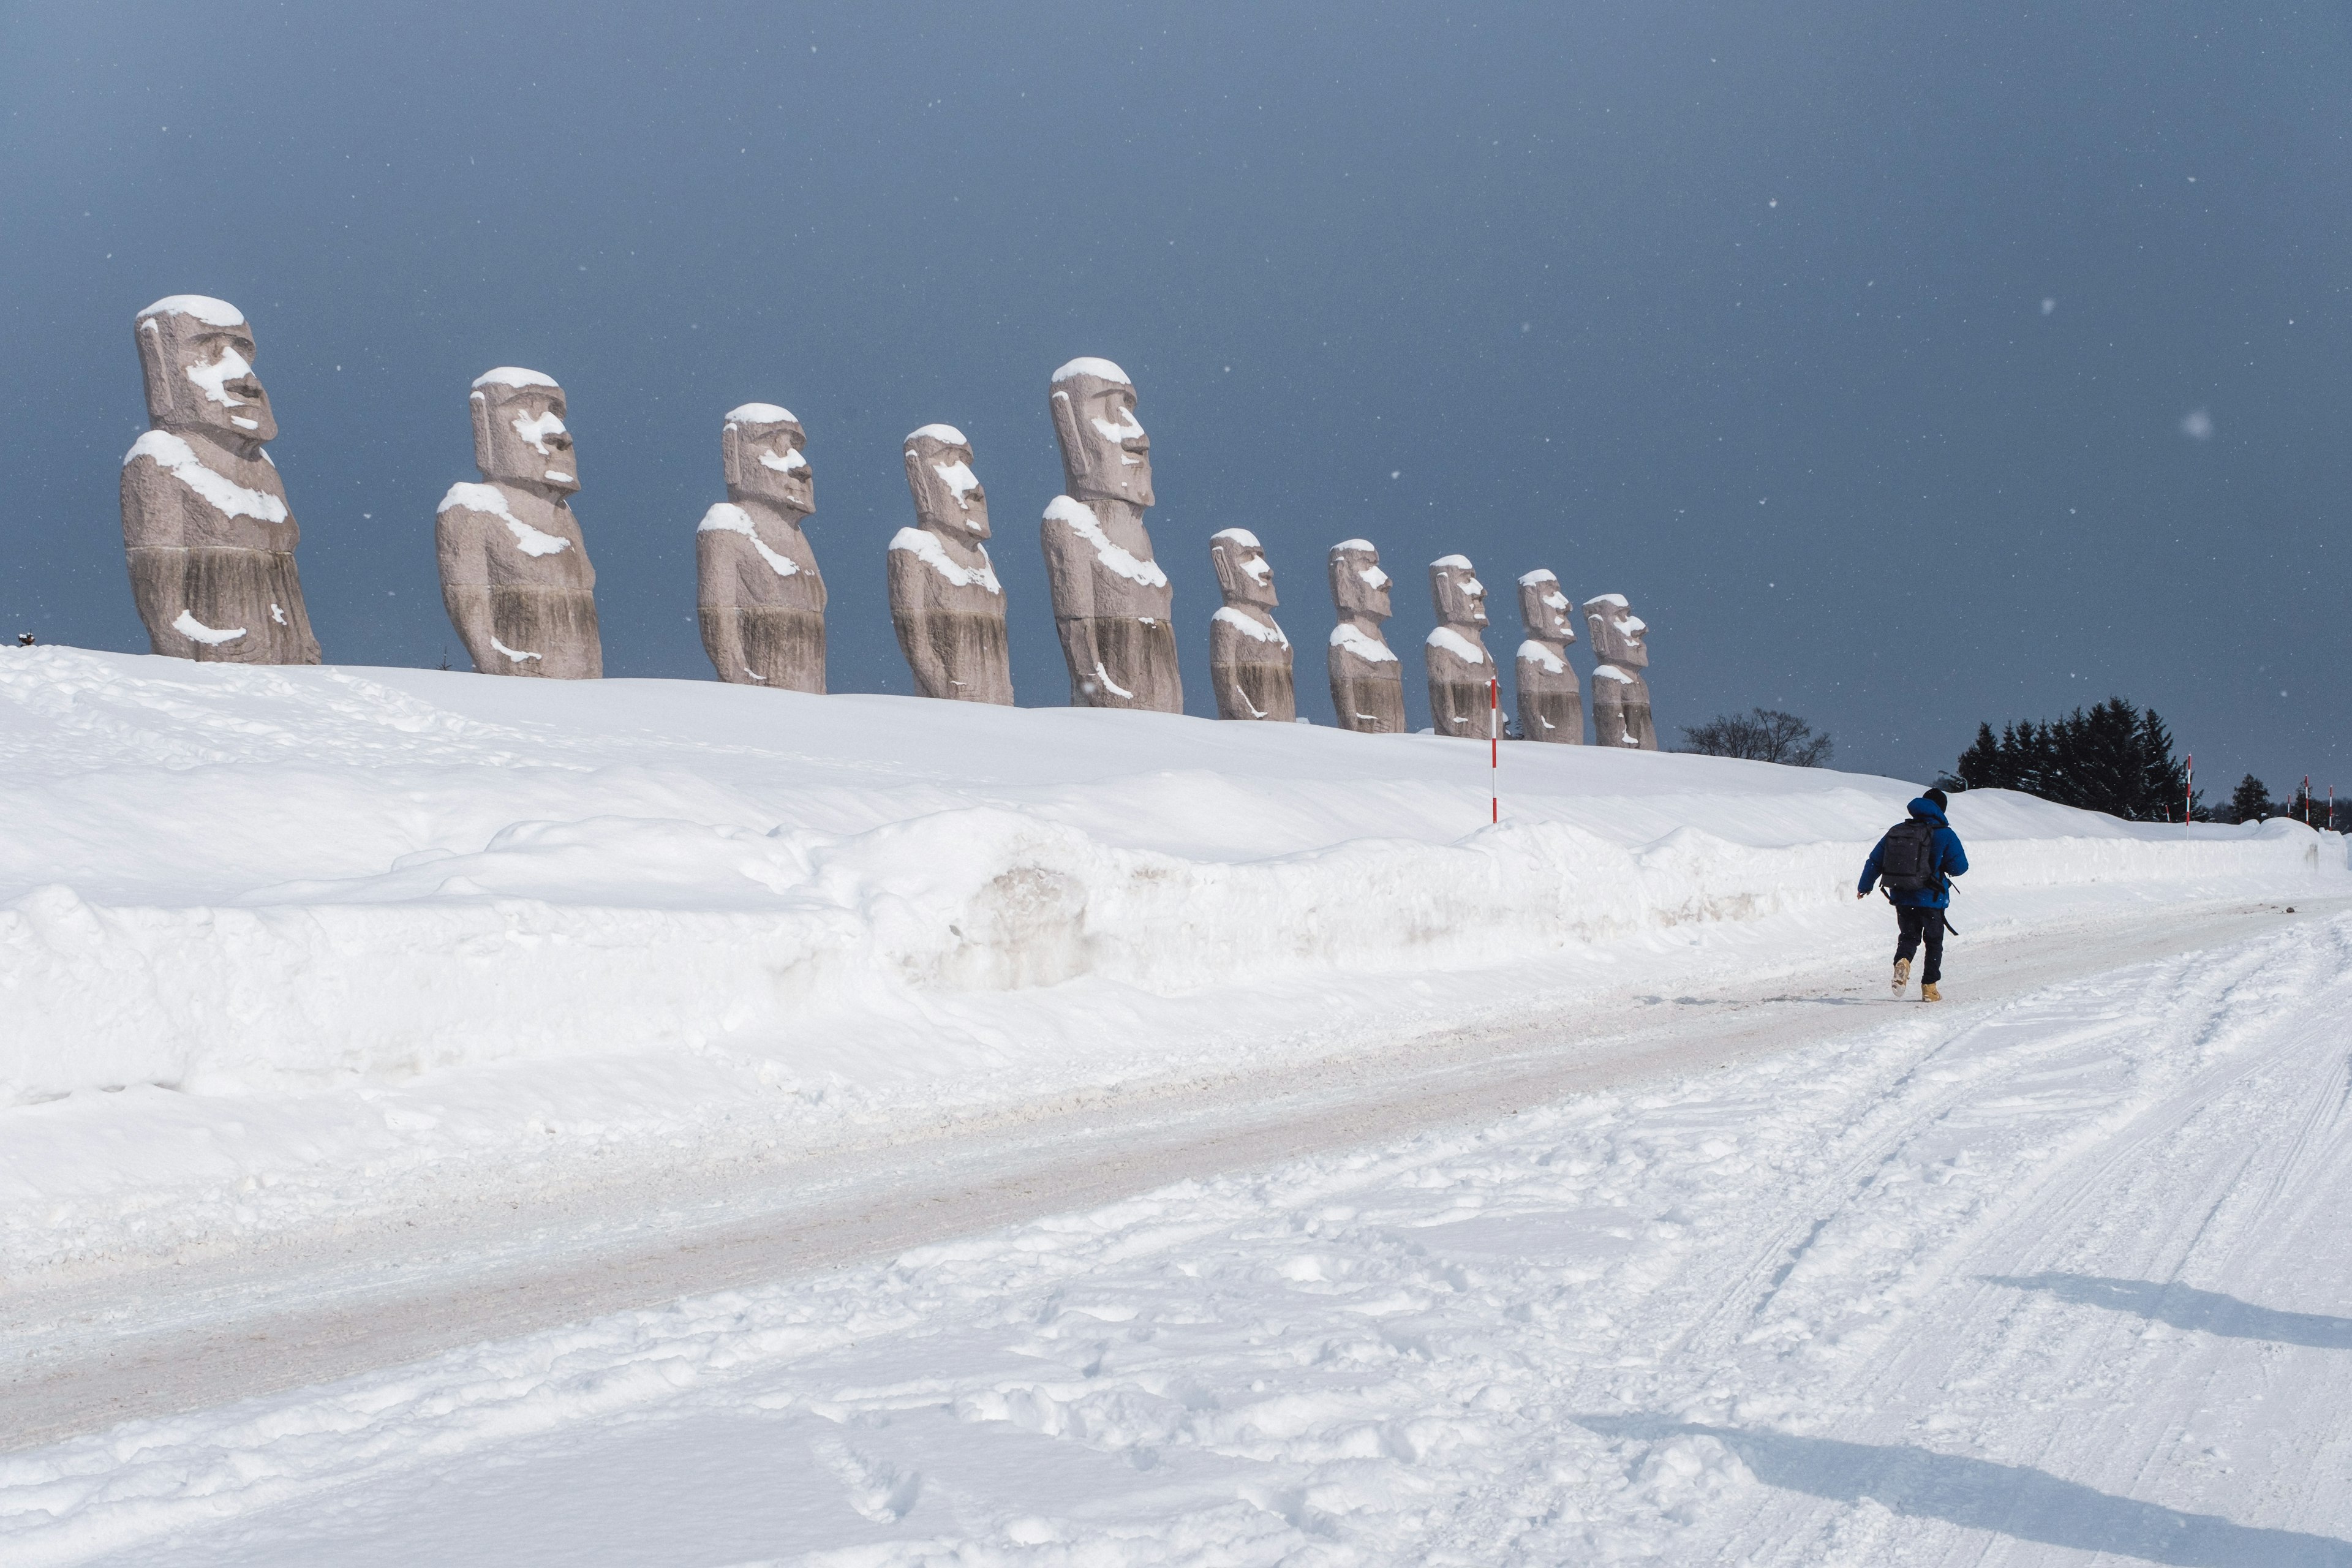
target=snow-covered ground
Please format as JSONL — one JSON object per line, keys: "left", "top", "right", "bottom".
{"left": 1, "top": 647, "right": 2332, "bottom": 1283}
{"left": 8, "top": 907, "right": 2351, "bottom": 1564}
{"left": 2, "top": 647, "right": 2347, "bottom": 1564}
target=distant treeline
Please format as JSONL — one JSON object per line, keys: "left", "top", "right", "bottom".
{"left": 1950, "top": 698, "right": 2337, "bottom": 828}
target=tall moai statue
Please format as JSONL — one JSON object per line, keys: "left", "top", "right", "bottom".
{"left": 435, "top": 368, "right": 601, "bottom": 679}
{"left": 121, "top": 295, "right": 322, "bottom": 663}
{"left": 1585, "top": 593, "right": 1657, "bottom": 749}
{"left": 1424, "top": 554, "right": 1496, "bottom": 738}
{"left": 1206, "top": 529, "right": 1295, "bottom": 722}
{"left": 889, "top": 423, "right": 1011, "bottom": 704}
{"left": 1326, "top": 539, "right": 1406, "bottom": 734}
{"left": 696, "top": 404, "right": 826, "bottom": 692}
{"left": 1514, "top": 569, "right": 1583, "bottom": 744}
{"left": 1041, "top": 357, "right": 1180, "bottom": 711}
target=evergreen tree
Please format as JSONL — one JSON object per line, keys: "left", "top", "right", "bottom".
{"left": 2227, "top": 774, "right": 2274, "bottom": 824}
{"left": 1951, "top": 697, "right": 2194, "bottom": 821}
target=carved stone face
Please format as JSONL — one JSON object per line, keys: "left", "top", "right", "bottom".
{"left": 722, "top": 403, "right": 813, "bottom": 518}
{"left": 903, "top": 424, "right": 989, "bottom": 541}
{"left": 1210, "top": 529, "right": 1278, "bottom": 609}
{"left": 1518, "top": 570, "right": 1577, "bottom": 641}
{"left": 1049, "top": 360, "right": 1153, "bottom": 508}
{"left": 136, "top": 297, "right": 277, "bottom": 443}
{"left": 1328, "top": 540, "right": 1392, "bottom": 620}
{"left": 471, "top": 369, "right": 579, "bottom": 496}
{"left": 1584, "top": 594, "right": 1649, "bottom": 668}
{"left": 1430, "top": 556, "right": 1489, "bottom": 627}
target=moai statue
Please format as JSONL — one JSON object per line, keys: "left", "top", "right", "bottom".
{"left": 696, "top": 404, "right": 825, "bottom": 692}
{"left": 121, "top": 295, "right": 322, "bottom": 663}
{"left": 1514, "top": 569, "right": 1583, "bottom": 744}
{"left": 1206, "top": 529, "right": 1295, "bottom": 722}
{"left": 1326, "top": 539, "right": 1405, "bottom": 734}
{"left": 889, "top": 423, "right": 1012, "bottom": 704}
{"left": 1041, "top": 357, "right": 1180, "bottom": 711}
{"left": 435, "top": 368, "right": 601, "bottom": 679}
{"left": 1424, "top": 554, "right": 1496, "bottom": 739}
{"left": 1585, "top": 593, "right": 1657, "bottom": 749}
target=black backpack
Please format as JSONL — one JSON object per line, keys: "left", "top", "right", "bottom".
{"left": 1877, "top": 818, "right": 1939, "bottom": 892}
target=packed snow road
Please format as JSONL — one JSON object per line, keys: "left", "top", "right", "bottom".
{"left": 7, "top": 902, "right": 2352, "bottom": 1565}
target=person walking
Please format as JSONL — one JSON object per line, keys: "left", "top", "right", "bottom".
{"left": 1856, "top": 786, "right": 1969, "bottom": 1000}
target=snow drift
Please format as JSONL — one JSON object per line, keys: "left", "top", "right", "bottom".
{"left": 1, "top": 646, "right": 2337, "bottom": 1106}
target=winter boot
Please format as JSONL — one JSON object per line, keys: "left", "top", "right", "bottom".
{"left": 1921, "top": 982, "right": 1942, "bottom": 1003}
{"left": 1892, "top": 958, "right": 1910, "bottom": 995}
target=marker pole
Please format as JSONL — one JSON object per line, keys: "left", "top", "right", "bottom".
{"left": 2302, "top": 774, "right": 2312, "bottom": 826}
{"left": 1489, "top": 676, "right": 1500, "bottom": 825}
{"left": 2184, "top": 754, "right": 2193, "bottom": 833}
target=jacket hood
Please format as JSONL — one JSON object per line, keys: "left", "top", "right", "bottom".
{"left": 1907, "top": 796, "right": 1949, "bottom": 826}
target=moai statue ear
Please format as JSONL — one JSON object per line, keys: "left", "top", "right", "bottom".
{"left": 469, "top": 391, "right": 496, "bottom": 478}
{"left": 1210, "top": 538, "right": 1240, "bottom": 598}
{"left": 1049, "top": 388, "right": 1090, "bottom": 491}
{"left": 135, "top": 318, "right": 176, "bottom": 425}
{"left": 721, "top": 421, "right": 745, "bottom": 492}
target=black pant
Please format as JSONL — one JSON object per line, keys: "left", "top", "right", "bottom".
{"left": 1895, "top": 905, "right": 1945, "bottom": 984}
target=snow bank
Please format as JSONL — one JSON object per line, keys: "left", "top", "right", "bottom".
{"left": 0, "top": 646, "right": 2337, "bottom": 1110}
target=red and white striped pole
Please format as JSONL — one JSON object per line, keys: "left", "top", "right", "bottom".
{"left": 2302, "top": 775, "right": 2312, "bottom": 826}
{"left": 2184, "top": 754, "right": 2193, "bottom": 832}
{"left": 1489, "top": 675, "right": 1500, "bottom": 825}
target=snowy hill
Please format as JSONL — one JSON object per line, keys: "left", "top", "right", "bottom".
{"left": 0, "top": 646, "right": 2339, "bottom": 1276}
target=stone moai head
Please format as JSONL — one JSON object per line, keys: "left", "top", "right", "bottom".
{"left": 1048, "top": 357, "right": 1153, "bottom": 508}
{"left": 720, "top": 403, "right": 813, "bottom": 520}
{"left": 135, "top": 296, "right": 276, "bottom": 445}
{"left": 1584, "top": 594, "right": 1649, "bottom": 669}
{"left": 1209, "top": 529, "right": 1278, "bottom": 609}
{"left": 470, "top": 368, "right": 579, "bottom": 496}
{"left": 1518, "top": 570, "right": 1577, "bottom": 643}
{"left": 902, "top": 424, "right": 989, "bottom": 540}
{"left": 1328, "top": 540, "right": 1392, "bottom": 621}
{"left": 1430, "top": 556, "right": 1489, "bottom": 627}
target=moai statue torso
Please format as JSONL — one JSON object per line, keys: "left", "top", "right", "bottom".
{"left": 1424, "top": 555, "right": 1496, "bottom": 739}
{"left": 889, "top": 424, "right": 1011, "bottom": 704}
{"left": 696, "top": 404, "right": 826, "bottom": 692}
{"left": 435, "top": 368, "right": 601, "bottom": 679}
{"left": 120, "top": 296, "right": 322, "bottom": 663}
{"left": 1515, "top": 569, "right": 1583, "bottom": 744}
{"left": 1040, "top": 358, "right": 1180, "bottom": 711}
{"left": 1326, "top": 539, "right": 1406, "bottom": 734}
{"left": 1585, "top": 593, "right": 1656, "bottom": 750}
{"left": 1207, "top": 529, "right": 1295, "bottom": 722}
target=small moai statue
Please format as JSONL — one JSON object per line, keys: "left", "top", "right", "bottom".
{"left": 889, "top": 423, "right": 1012, "bottom": 704}
{"left": 1584, "top": 593, "right": 1657, "bottom": 749}
{"left": 435, "top": 368, "right": 601, "bottom": 679}
{"left": 1424, "top": 554, "right": 1497, "bottom": 738}
{"left": 1325, "top": 539, "right": 1406, "bottom": 733}
{"left": 1041, "top": 357, "right": 1180, "bottom": 711}
{"left": 121, "top": 295, "right": 322, "bottom": 663}
{"left": 1514, "top": 568, "right": 1583, "bottom": 744}
{"left": 696, "top": 404, "right": 826, "bottom": 692}
{"left": 1206, "top": 529, "right": 1295, "bottom": 721}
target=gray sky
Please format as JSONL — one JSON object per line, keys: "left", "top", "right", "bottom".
{"left": 4, "top": 2, "right": 2344, "bottom": 793}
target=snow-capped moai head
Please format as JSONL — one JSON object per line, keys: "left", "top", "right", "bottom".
{"left": 1327, "top": 540, "right": 1393, "bottom": 621}
{"left": 470, "top": 369, "right": 579, "bottom": 497}
{"left": 1210, "top": 529, "right": 1278, "bottom": 610}
{"left": 903, "top": 424, "right": 988, "bottom": 540}
{"left": 1584, "top": 594, "right": 1649, "bottom": 669}
{"left": 1048, "top": 358, "right": 1153, "bottom": 510}
{"left": 1518, "top": 570, "right": 1577, "bottom": 643}
{"left": 1430, "top": 555, "right": 1488, "bottom": 627}
{"left": 135, "top": 296, "right": 276, "bottom": 445}
{"left": 722, "top": 404, "right": 813, "bottom": 519}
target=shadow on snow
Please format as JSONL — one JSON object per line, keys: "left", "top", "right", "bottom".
{"left": 1984, "top": 1273, "right": 2352, "bottom": 1350}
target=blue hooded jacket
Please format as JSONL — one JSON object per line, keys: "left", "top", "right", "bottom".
{"left": 1858, "top": 797, "right": 1969, "bottom": 910}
